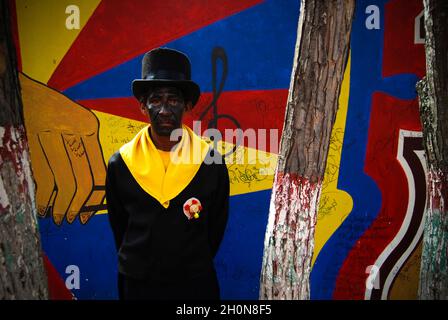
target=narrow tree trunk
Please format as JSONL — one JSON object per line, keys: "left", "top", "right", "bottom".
{"left": 0, "top": 1, "right": 48, "bottom": 299}
{"left": 417, "top": 0, "right": 448, "bottom": 300}
{"left": 260, "top": 0, "right": 354, "bottom": 299}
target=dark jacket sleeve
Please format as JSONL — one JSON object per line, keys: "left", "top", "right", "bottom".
{"left": 208, "top": 159, "right": 230, "bottom": 258}
{"left": 105, "top": 154, "right": 129, "bottom": 252}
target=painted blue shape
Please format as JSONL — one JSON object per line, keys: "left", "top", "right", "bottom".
{"left": 215, "top": 189, "right": 271, "bottom": 299}
{"left": 379, "top": 74, "right": 419, "bottom": 100}
{"left": 63, "top": 0, "right": 300, "bottom": 100}
{"left": 39, "top": 214, "right": 118, "bottom": 300}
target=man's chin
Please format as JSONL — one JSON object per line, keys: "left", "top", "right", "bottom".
{"left": 154, "top": 126, "right": 177, "bottom": 137}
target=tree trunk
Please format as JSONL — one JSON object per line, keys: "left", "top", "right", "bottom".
{"left": 417, "top": 0, "right": 448, "bottom": 300}
{"left": 0, "top": 1, "right": 48, "bottom": 299}
{"left": 259, "top": 0, "right": 354, "bottom": 299}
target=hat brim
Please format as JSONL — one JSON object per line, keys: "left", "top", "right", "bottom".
{"left": 132, "top": 79, "right": 201, "bottom": 107}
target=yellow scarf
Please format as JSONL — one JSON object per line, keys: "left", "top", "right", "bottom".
{"left": 158, "top": 149, "right": 171, "bottom": 171}
{"left": 119, "top": 124, "right": 210, "bottom": 208}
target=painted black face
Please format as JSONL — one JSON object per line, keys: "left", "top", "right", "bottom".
{"left": 145, "top": 87, "right": 186, "bottom": 136}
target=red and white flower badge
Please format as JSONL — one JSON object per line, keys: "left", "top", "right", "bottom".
{"left": 183, "top": 197, "right": 203, "bottom": 220}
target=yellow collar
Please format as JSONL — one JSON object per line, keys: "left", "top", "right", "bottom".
{"left": 119, "top": 124, "right": 210, "bottom": 208}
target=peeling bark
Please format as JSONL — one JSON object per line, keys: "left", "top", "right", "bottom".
{"left": 260, "top": 0, "right": 354, "bottom": 299}
{"left": 0, "top": 1, "right": 48, "bottom": 299}
{"left": 417, "top": 0, "right": 448, "bottom": 300}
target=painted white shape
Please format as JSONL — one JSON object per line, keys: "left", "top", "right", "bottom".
{"left": 0, "top": 172, "right": 10, "bottom": 209}
{"left": 261, "top": 173, "right": 321, "bottom": 299}
{"left": 414, "top": 10, "right": 425, "bottom": 44}
{"left": 0, "top": 127, "right": 9, "bottom": 209}
{"left": 365, "top": 265, "right": 380, "bottom": 290}
{"left": 364, "top": 130, "right": 427, "bottom": 300}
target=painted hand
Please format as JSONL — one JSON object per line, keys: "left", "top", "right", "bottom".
{"left": 20, "top": 73, "right": 106, "bottom": 225}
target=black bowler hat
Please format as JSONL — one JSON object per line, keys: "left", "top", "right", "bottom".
{"left": 132, "top": 48, "right": 201, "bottom": 106}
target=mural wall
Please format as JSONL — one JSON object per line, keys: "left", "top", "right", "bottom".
{"left": 11, "top": 0, "right": 426, "bottom": 299}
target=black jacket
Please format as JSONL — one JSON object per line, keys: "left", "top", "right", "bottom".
{"left": 105, "top": 151, "right": 229, "bottom": 283}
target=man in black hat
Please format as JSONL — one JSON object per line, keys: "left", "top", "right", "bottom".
{"left": 105, "top": 48, "right": 230, "bottom": 300}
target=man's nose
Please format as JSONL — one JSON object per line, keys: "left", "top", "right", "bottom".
{"left": 159, "top": 102, "right": 171, "bottom": 115}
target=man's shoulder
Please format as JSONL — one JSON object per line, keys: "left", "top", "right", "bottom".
{"left": 202, "top": 150, "right": 228, "bottom": 175}
{"left": 107, "top": 150, "right": 124, "bottom": 168}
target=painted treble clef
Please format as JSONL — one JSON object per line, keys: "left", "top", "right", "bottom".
{"left": 199, "top": 47, "right": 241, "bottom": 156}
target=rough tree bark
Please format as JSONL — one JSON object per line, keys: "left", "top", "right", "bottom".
{"left": 0, "top": 1, "right": 48, "bottom": 299}
{"left": 417, "top": 0, "right": 448, "bottom": 300}
{"left": 259, "top": 0, "right": 355, "bottom": 300}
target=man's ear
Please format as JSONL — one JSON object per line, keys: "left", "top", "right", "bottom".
{"left": 140, "top": 102, "right": 149, "bottom": 117}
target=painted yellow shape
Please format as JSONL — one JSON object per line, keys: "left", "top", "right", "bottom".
{"left": 16, "top": 0, "right": 101, "bottom": 83}
{"left": 20, "top": 74, "right": 106, "bottom": 225}
{"left": 94, "top": 110, "right": 278, "bottom": 209}
{"left": 218, "top": 140, "right": 277, "bottom": 196}
{"left": 312, "top": 56, "right": 354, "bottom": 266}
{"left": 389, "top": 241, "right": 422, "bottom": 300}
{"left": 92, "top": 110, "right": 148, "bottom": 165}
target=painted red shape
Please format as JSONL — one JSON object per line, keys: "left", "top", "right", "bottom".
{"left": 79, "top": 88, "right": 287, "bottom": 153}
{"left": 48, "top": 0, "right": 263, "bottom": 91}
{"left": 333, "top": 93, "right": 422, "bottom": 299}
{"left": 42, "top": 254, "right": 74, "bottom": 300}
{"left": 383, "top": 0, "right": 425, "bottom": 78}
{"left": 79, "top": 97, "right": 143, "bottom": 121}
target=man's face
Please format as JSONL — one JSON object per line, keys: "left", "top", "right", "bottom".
{"left": 143, "top": 86, "right": 188, "bottom": 137}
